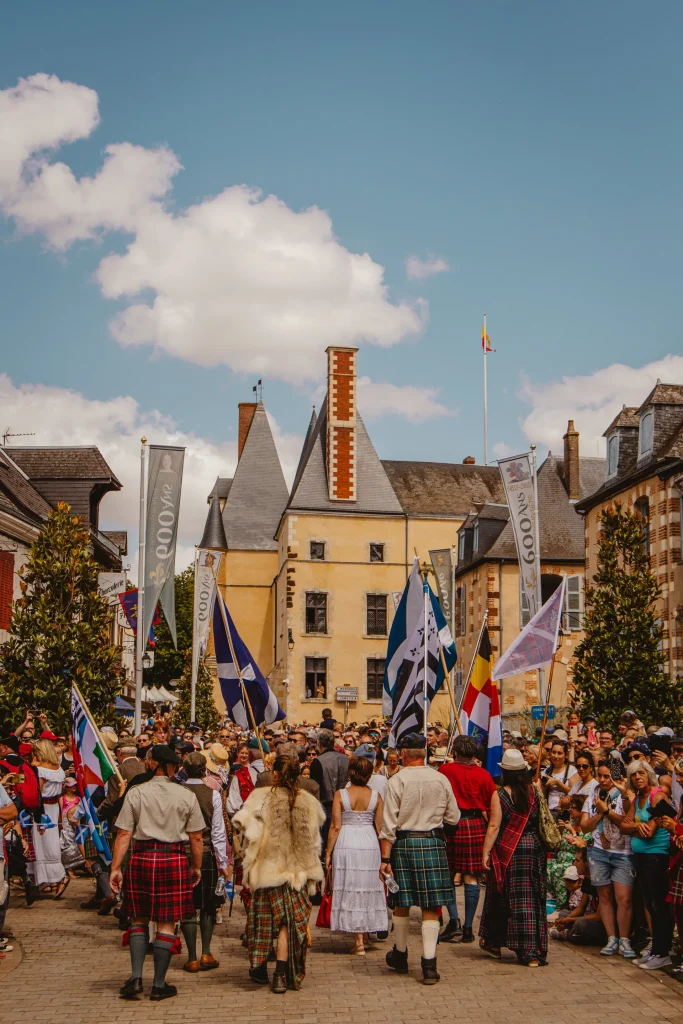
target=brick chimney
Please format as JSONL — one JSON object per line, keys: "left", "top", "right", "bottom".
{"left": 326, "top": 346, "right": 358, "bottom": 501}
{"left": 563, "top": 419, "right": 580, "bottom": 501}
{"left": 463, "top": 456, "right": 476, "bottom": 465}
{"left": 238, "top": 402, "right": 257, "bottom": 461}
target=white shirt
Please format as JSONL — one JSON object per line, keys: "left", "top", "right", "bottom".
{"left": 184, "top": 779, "right": 228, "bottom": 869}
{"left": 545, "top": 765, "right": 577, "bottom": 810}
{"left": 379, "top": 765, "right": 460, "bottom": 843}
{"left": 227, "top": 760, "right": 264, "bottom": 816}
{"left": 345, "top": 774, "right": 387, "bottom": 798}
{"left": 584, "top": 789, "right": 631, "bottom": 854}
{"left": 569, "top": 776, "right": 598, "bottom": 804}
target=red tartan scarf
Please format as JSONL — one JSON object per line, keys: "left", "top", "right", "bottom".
{"left": 235, "top": 765, "right": 255, "bottom": 803}
{"left": 490, "top": 788, "right": 537, "bottom": 894}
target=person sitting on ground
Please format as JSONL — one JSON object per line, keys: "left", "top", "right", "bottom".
{"left": 550, "top": 846, "right": 603, "bottom": 945}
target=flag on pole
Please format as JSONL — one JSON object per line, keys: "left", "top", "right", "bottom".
{"left": 70, "top": 686, "right": 116, "bottom": 864}
{"left": 214, "top": 594, "right": 285, "bottom": 728}
{"left": 482, "top": 321, "right": 492, "bottom": 353}
{"left": 459, "top": 627, "right": 502, "bottom": 776}
{"left": 389, "top": 582, "right": 456, "bottom": 747}
{"left": 117, "top": 589, "right": 159, "bottom": 644}
{"left": 492, "top": 578, "right": 566, "bottom": 680}
{"left": 383, "top": 558, "right": 424, "bottom": 716}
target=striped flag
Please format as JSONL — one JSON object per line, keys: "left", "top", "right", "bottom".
{"left": 70, "top": 686, "right": 116, "bottom": 864}
{"left": 459, "top": 627, "right": 502, "bottom": 776}
{"left": 389, "top": 582, "right": 456, "bottom": 747}
{"left": 482, "top": 321, "right": 492, "bottom": 353}
{"left": 383, "top": 558, "right": 424, "bottom": 716}
{"left": 214, "top": 593, "right": 285, "bottom": 728}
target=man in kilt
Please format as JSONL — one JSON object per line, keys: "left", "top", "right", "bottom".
{"left": 380, "top": 732, "right": 460, "bottom": 985}
{"left": 110, "top": 745, "right": 204, "bottom": 1002}
{"left": 180, "top": 752, "right": 229, "bottom": 973}
{"left": 438, "top": 734, "right": 497, "bottom": 943}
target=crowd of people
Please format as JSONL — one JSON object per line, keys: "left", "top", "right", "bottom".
{"left": 2, "top": 705, "right": 683, "bottom": 998}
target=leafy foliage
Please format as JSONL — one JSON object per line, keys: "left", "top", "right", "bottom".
{"left": 572, "top": 502, "right": 680, "bottom": 731}
{"left": 145, "top": 564, "right": 194, "bottom": 687}
{"left": 0, "top": 503, "right": 121, "bottom": 734}
{"left": 174, "top": 647, "right": 220, "bottom": 730}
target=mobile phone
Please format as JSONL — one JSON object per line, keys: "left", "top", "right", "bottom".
{"left": 609, "top": 754, "right": 625, "bottom": 781}
{"left": 570, "top": 725, "right": 579, "bottom": 742}
{"left": 598, "top": 788, "right": 609, "bottom": 801}
{"left": 649, "top": 735, "right": 672, "bottom": 757}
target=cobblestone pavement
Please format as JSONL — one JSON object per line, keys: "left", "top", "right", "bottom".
{"left": 3, "top": 879, "right": 683, "bottom": 1024}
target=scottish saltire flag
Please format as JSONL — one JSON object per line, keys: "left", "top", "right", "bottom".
{"left": 389, "top": 582, "right": 456, "bottom": 747}
{"left": 214, "top": 594, "right": 285, "bottom": 728}
{"left": 459, "top": 627, "right": 502, "bottom": 776}
{"left": 70, "top": 686, "right": 115, "bottom": 864}
{"left": 492, "top": 578, "right": 566, "bottom": 680}
{"left": 383, "top": 558, "right": 424, "bottom": 716}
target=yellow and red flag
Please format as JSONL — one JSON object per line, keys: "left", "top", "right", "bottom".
{"left": 482, "top": 322, "right": 492, "bottom": 353}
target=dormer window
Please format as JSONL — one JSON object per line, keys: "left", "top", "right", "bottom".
{"left": 473, "top": 522, "right": 479, "bottom": 553}
{"left": 639, "top": 411, "right": 654, "bottom": 457}
{"left": 458, "top": 531, "right": 466, "bottom": 562}
{"left": 607, "top": 433, "right": 619, "bottom": 477}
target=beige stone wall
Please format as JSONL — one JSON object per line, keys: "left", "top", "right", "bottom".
{"left": 584, "top": 475, "right": 682, "bottom": 679}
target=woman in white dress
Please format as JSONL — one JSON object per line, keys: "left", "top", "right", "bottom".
{"left": 325, "top": 756, "right": 388, "bottom": 955}
{"left": 28, "top": 740, "right": 68, "bottom": 895}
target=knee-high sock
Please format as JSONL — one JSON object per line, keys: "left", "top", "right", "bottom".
{"left": 464, "top": 883, "right": 481, "bottom": 930}
{"left": 181, "top": 919, "right": 198, "bottom": 961}
{"left": 200, "top": 911, "right": 215, "bottom": 956}
{"left": 129, "top": 924, "right": 149, "bottom": 980}
{"left": 393, "top": 914, "right": 409, "bottom": 952}
{"left": 152, "top": 933, "right": 175, "bottom": 988}
{"left": 445, "top": 900, "right": 460, "bottom": 925}
{"left": 421, "top": 920, "right": 440, "bottom": 959}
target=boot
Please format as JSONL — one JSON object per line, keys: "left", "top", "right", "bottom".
{"left": 249, "top": 962, "right": 269, "bottom": 985}
{"left": 97, "top": 895, "right": 118, "bottom": 916}
{"left": 440, "top": 918, "right": 463, "bottom": 943}
{"left": 461, "top": 926, "right": 475, "bottom": 944}
{"left": 80, "top": 896, "right": 102, "bottom": 911}
{"left": 119, "top": 978, "right": 143, "bottom": 1000}
{"left": 421, "top": 956, "right": 440, "bottom": 985}
{"left": 271, "top": 972, "right": 287, "bottom": 994}
{"left": 385, "top": 945, "right": 409, "bottom": 974}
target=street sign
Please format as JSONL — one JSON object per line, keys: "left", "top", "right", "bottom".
{"left": 531, "top": 704, "right": 555, "bottom": 721}
{"left": 336, "top": 687, "right": 358, "bottom": 702}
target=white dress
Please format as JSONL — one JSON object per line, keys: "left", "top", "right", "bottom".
{"left": 28, "top": 767, "right": 66, "bottom": 886}
{"left": 331, "top": 789, "right": 388, "bottom": 934}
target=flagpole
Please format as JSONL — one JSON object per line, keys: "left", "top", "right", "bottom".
{"left": 190, "top": 546, "right": 199, "bottom": 723}
{"left": 72, "top": 682, "right": 124, "bottom": 784}
{"left": 134, "top": 438, "right": 148, "bottom": 736}
{"left": 530, "top": 443, "right": 545, "bottom": 704}
{"left": 456, "top": 610, "right": 489, "bottom": 720}
{"left": 423, "top": 579, "right": 429, "bottom": 736}
{"left": 439, "top": 645, "right": 462, "bottom": 734}
{"left": 535, "top": 654, "right": 558, "bottom": 782}
{"left": 483, "top": 313, "right": 488, "bottom": 466}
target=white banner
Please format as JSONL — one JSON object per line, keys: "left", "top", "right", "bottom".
{"left": 192, "top": 549, "right": 223, "bottom": 687}
{"left": 498, "top": 453, "right": 541, "bottom": 618}
{"left": 143, "top": 445, "right": 185, "bottom": 647}
{"left": 97, "top": 572, "right": 127, "bottom": 605}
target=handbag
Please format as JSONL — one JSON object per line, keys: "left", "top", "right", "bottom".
{"left": 315, "top": 889, "right": 332, "bottom": 928}
{"left": 536, "top": 785, "right": 562, "bottom": 853}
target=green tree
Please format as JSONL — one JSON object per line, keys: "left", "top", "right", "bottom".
{"left": 145, "top": 564, "right": 194, "bottom": 687}
{"left": 0, "top": 503, "right": 121, "bottom": 734}
{"left": 572, "top": 502, "right": 680, "bottom": 731}
{"left": 174, "top": 647, "right": 220, "bottom": 730}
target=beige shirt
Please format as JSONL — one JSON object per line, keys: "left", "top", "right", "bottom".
{"left": 115, "top": 775, "right": 205, "bottom": 842}
{"left": 379, "top": 765, "right": 460, "bottom": 843}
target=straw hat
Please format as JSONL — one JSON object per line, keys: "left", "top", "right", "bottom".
{"left": 100, "top": 729, "right": 119, "bottom": 751}
{"left": 204, "top": 742, "right": 230, "bottom": 774}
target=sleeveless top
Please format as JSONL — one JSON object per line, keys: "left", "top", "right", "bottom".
{"left": 188, "top": 782, "right": 215, "bottom": 849}
{"left": 340, "top": 787, "right": 378, "bottom": 826}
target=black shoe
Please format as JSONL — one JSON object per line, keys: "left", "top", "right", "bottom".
{"left": 440, "top": 919, "right": 463, "bottom": 943}
{"left": 375, "top": 930, "right": 389, "bottom": 940}
{"left": 80, "top": 897, "right": 102, "bottom": 910}
{"left": 149, "top": 984, "right": 177, "bottom": 1001}
{"left": 97, "top": 895, "right": 117, "bottom": 916}
{"left": 249, "top": 963, "right": 269, "bottom": 985}
{"left": 271, "top": 972, "right": 287, "bottom": 994}
{"left": 386, "top": 945, "right": 409, "bottom": 974}
{"left": 421, "top": 957, "right": 440, "bottom": 985}
{"left": 119, "top": 978, "right": 143, "bottom": 1000}
{"left": 460, "top": 927, "right": 475, "bottom": 944}
{"left": 24, "top": 883, "right": 38, "bottom": 908}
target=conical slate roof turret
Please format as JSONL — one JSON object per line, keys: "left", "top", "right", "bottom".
{"left": 199, "top": 487, "right": 229, "bottom": 551}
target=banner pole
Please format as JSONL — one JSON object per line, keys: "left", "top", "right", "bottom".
{"left": 483, "top": 313, "right": 488, "bottom": 466}
{"left": 530, "top": 443, "right": 545, "bottom": 703}
{"left": 134, "top": 438, "right": 148, "bottom": 736}
{"left": 72, "top": 682, "right": 123, "bottom": 784}
{"left": 535, "top": 654, "right": 557, "bottom": 782}
{"left": 422, "top": 579, "right": 429, "bottom": 737}
{"left": 457, "top": 610, "right": 488, "bottom": 720}
{"left": 190, "top": 546, "right": 199, "bottom": 723}
{"left": 439, "top": 646, "right": 462, "bottom": 735}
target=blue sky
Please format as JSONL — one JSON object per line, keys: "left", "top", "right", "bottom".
{"left": 2, "top": 1, "right": 683, "bottom": 555}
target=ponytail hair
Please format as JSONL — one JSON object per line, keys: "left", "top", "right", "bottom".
{"left": 272, "top": 755, "right": 300, "bottom": 810}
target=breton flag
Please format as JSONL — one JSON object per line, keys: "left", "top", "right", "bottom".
{"left": 459, "top": 627, "right": 502, "bottom": 776}
{"left": 214, "top": 593, "right": 285, "bottom": 728}
{"left": 383, "top": 558, "right": 424, "bottom": 716}
{"left": 482, "top": 321, "right": 492, "bottom": 353}
{"left": 389, "top": 581, "right": 456, "bottom": 747}
{"left": 492, "top": 578, "right": 566, "bottom": 681}
{"left": 70, "top": 685, "right": 116, "bottom": 865}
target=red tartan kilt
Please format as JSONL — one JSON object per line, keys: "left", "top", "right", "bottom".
{"left": 446, "top": 817, "right": 487, "bottom": 876}
{"left": 123, "top": 841, "right": 195, "bottom": 923}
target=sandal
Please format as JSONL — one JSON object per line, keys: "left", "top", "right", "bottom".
{"left": 54, "top": 878, "right": 71, "bottom": 900}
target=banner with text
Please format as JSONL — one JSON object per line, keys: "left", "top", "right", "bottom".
{"left": 143, "top": 445, "right": 185, "bottom": 648}
{"left": 192, "top": 549, "right": 223, "bottom": 685}
{"left": 498, "top": 452, "right": 540, "bottom": 619}
{"left": 429, "top": 548, "right": 454, "bottom": 627}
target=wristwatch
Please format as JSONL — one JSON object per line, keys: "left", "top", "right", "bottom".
{"left": 381, "top": 857, "right": 391, "bottom": 864}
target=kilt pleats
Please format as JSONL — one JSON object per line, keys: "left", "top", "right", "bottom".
{"left": 123, "top": 841, "right": 195, "bottom": 923}
{"left": 390, "top": 835, "right": 455, "bottom": 909}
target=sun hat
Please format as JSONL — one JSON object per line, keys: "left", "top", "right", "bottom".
{"left": 100, "top": 730, "right": 119, "bottom": 751}
{"left": 207, "top": 742, "right": 229, "bottom": 764}
{"left": 63, "top": 777, "right": 78, "bottom": 787}
{"left": 499, "top": 748, "right": 527, "bottom": 771}
{"left": 563, "top": 865, "right": 580, "bottom": 882}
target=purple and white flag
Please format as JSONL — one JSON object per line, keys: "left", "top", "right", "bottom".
{"left": 492, "top": 578, "right": 566, "bottom": 680}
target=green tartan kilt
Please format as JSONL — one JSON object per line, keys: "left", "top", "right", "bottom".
{"left": 390, "top": 834, "right": 455, "bottom": 909}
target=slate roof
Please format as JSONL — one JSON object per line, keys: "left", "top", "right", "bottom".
{"left": 9, "top": 446, "right": 122, "bottom": 486}
{"left": 102, "top": 530, "right": 128, "bottom": 555}
{"left": 603, "top": 406, "right": 639, "bottom": 436}
{"left": 0, "top": 448, "right": 52, "bottom": 526}
{"left": 206, "top": 477, "right": 233, "bottom": 503}
{"left": 221, "top": 403, "right": 289, "bottom": 550}
{"left": 287, "top": 398, "right": 403, "bottom": 516}
{"left": 637, "top": 383, "right": 683, "bottom": 411}
{"left": 382, "top": 461, "right": 506, "bottom": 517}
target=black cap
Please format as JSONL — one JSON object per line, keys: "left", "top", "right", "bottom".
{"left": 397, "top": 732, "right": 427, "bottom": 750}
{"left": 174, "top": 741, "right": 195, "bottom": 756}
{"left": 150, "top": 744, "right": 182, "bottom": 766}
{"left": 0, "top": 735, "right": 19, "bottom": 754}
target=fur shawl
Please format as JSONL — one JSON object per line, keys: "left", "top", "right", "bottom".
{"left": 233, "top": 786, "right": 325, "bottom": 893}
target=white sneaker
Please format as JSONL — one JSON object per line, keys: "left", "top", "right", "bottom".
{"left": 639, "top": 955, "right": 672, "bottom": 971}
{"left": 634, "top": 940, "right": 652, "bottom": 965}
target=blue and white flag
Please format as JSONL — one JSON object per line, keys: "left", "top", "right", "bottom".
{"left": 214, "top": 593, "right": 285, "bottom": 728}
{"left": 383, "top": 558, "right": 424, "bottom": 716}
{"left": 389, "top": 582, "right": 456, "bottom": 747}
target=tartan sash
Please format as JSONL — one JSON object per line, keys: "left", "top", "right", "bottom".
{"left": 490, "top": 790, "right": 536, "bottom": 894}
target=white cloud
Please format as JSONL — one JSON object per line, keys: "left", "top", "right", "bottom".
{"left": 0, "top": 374, "right": 302, "bottom": 577}
{"left": 519, "top": 354, "right": 683, "bottom": 455}
{"left": 356, "top": 376, "right": 454, "bottom": 423}
{"left": 492, "top": 441, "right": 514, "bottom": 460}
{"left": 0, "top": 73, "right": 426, "bottom": 383}
{"left": 405, "top": 256, "right": 450, "bottom": 280}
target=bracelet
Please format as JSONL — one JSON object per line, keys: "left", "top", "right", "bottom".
{"left": 381, "top": 857, "right": 391, "bottom": 863}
